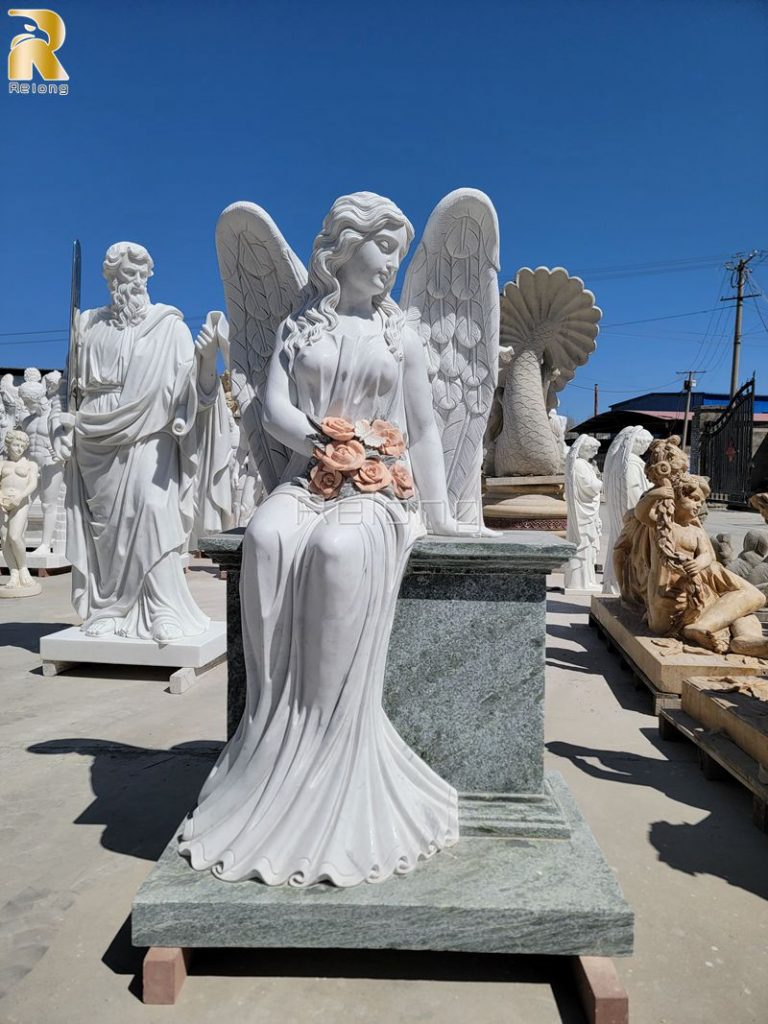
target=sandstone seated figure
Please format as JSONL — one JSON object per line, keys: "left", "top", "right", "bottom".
{"left": 614, "top": 436, "right": 768, "bottom": 658}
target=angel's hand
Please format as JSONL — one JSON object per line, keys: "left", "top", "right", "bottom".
{"left": 194, "top": 324, "right": 219, "bottom": 365}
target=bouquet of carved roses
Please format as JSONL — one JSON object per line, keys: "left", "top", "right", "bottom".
{"left": 305, "top": 416, "right": 416, "bottom": 504}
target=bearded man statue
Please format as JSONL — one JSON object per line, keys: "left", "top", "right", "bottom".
{"left": 50, "top": 241, "right": 228, "bottom": 643}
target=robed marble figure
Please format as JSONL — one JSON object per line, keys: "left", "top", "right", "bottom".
{"left": 50, "top": 242, "right": 229, "bottom": 642}
{"left": 179, "top": 190, "right": 500, "bottom": 886}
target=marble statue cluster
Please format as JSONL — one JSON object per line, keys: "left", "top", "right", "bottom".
{"left": 614, "top": 436, "right": 768, "bottom": 657}
{"left": 179, "top": 188, "right": 500, "bottom": 887}
{"left": 602, "top": 425, "right": 653, "bottom": 595}
{"left": 563, "top": 434, "right": 602, "bottom": 592}
{"left": 50, "top": 241, "right": 232, "bottom": 640}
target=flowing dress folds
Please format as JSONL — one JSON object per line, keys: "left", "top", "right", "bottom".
{"left": 180, "top": 328, "right": 459, "bottom": 886}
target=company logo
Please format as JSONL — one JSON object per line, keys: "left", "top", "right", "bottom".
{"left": 8, "top": 8, "right": 69, "bottom": 91}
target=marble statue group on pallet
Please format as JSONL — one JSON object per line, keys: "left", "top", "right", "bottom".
{"left": 131, "top": 188, "right": 632, "bottom": 1010}
{"left": 0, "top": 367, "right": 70, "bottom": 577}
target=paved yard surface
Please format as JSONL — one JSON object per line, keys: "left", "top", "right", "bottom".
{"left": 0, "top": 535, "right": 766, "bottom": 1023}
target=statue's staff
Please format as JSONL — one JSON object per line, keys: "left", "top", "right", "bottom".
{"left": 66, "top": 238, "right": 81, "bottom": 413}
{"left": 50, "top": 239, "right": 80, "bottom": 461}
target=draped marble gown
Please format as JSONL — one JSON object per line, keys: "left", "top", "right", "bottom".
{"left": 180, "top": 326, "right": 459, "bottom": 886}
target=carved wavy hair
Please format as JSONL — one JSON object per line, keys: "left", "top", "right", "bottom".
{"left": 646, "top": 436, "right": 709, "bottom": 628}
{"left": 284, "top": 192, "right": 414, "bottom": 362}
{"left": 4, "top": 428, "right": 29, "bottom": 451}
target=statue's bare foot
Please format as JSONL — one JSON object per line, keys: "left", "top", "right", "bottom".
{"left": 682, "top": 624, "right": 730, "bottom": 654}
{"left": 153, "top": 621, "right": 182, "bottom": 643}
{"left": 19, "top": 568, "right": 34, "bottom": 587}
{"left": 85, "top": 618, "right": 116, "bottom": 637}
{"left": 4, "top": 570, "right": 20, "bottom": 588}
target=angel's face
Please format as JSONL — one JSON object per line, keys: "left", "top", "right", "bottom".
{"left": 337, "top": 226, "right": 408, "bottom": 301}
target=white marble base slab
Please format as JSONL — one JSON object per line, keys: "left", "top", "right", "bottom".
{"left": 39, "top": 623, "right": 227, "bottom": 694}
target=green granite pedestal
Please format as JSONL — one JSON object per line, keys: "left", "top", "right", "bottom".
{"left": 133, "top": 530, "right": 633, "bottom": 996}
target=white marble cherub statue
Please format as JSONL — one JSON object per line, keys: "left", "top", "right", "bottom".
{"left": 0, "top": 429, "right": 41, "bottom": 597}
{"left": 49, "top": 242, "right": 231, "bottom": 641}
{"left": 601, "top": 425, "right": 653, "bottom": 595}
{"left": 19, "top": 377, "right": 65, "bottom": 556}
{"left": 564, "top": 433, "right": 603, "bottom": 592}
{"left": 179, "top": 189, "right": 500, "bottom": 887}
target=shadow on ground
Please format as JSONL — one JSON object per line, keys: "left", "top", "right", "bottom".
{"left": 2, "top": 621, "right": 73, "bottom": 652}
{"left": 545, "top": 622, "right": 652, "bottom": 714}
{"left": 548, "top": 729, "right": 768, "bottom": 900}
{"left": 27, "top": 739, "right": 223, "bottom": 862}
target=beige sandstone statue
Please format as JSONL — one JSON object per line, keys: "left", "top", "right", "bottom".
{"left": 614, "top": 437, "right": 768, "bottom": 657}
{"left": 0, "top": 429, "right": 41, "bottom": 597}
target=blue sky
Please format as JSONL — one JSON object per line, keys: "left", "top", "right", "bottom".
{"left": 2, "top": 0, "right": 767, "bottom": 422}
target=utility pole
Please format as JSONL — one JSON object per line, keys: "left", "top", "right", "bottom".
{"left": 593, "top": 384, "right": 599, "bottom": 417}
{"left": 721, "top": 251, "right": 760, "bottom": 397}
{"left": 677, "top": 370, "right": 705, "bottom": 450}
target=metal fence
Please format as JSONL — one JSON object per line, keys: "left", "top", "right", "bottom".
{"left": 699, "top": 377, "right": 755, "bottom": 506}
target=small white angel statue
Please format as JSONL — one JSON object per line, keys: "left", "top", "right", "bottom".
{"left": 564, "top": 434, "right": 603, "bottom": 592}
{"left": 601, "top": 425, "right": 653, "bottom": 595}
{"left": 180, "top": 189, "right": 500, "bottom": 886}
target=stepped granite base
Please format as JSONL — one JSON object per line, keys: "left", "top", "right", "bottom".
{"left": 133, "top": 772, "right": 632, "bottom": 956}
{"left": 138, "top": 531, "right": 633, "bottom": 994}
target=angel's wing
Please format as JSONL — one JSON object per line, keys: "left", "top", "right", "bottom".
{"left": 216, "top": 203, "right": 307, "bottom": 493}
{"left": 399, "top": 189, "right": 500, "bottom": 525}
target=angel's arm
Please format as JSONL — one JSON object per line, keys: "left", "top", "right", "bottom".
{"left": 262, "top": 329, "right": 316, "bottom": 459}
{"left": 401, "top": 328, "right": 457, "bottom": 532}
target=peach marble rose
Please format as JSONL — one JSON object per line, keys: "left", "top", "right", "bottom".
{"left": 352, "top": 459, "right": 392, "bottom": 493}
{"left": 314, "top": 439, "right": 366, "bottom": 473}
{"left": 308, "top": 464, "right": 344, "bottom": 499}
{"left": 320, "top": 416, "right": 356, "bottom": 442}
{"left": 372, "top": 418, "right": 406, "bottom": 458}
{"left": 390, "top": 463, "right": 415, "bottom": 500}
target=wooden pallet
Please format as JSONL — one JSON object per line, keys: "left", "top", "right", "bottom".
{"left": 588, "top": 612, "right": 681, "bottom": 715}
{"left": 141, "top": 948, "right": 628, "bottom": 1022}
{"left": 658, "top": 707, "right": 768, "bottom": 833}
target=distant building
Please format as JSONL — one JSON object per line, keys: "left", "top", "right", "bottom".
{"left": 571, "top": 389, "right": 768, "bottom": 470}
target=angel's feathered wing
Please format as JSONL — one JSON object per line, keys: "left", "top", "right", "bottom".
{"left": 216, "top": 203, "right": 307, "bottom": 493}
{"left": 399, "top": 189, "right": 500, "bottom": 525}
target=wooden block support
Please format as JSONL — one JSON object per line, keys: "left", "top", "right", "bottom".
{"left": 142, "top": 946, "right": 192, "bottom": 1004}
{"left": 573, "top": 956, "right": 629, "bottom": 1024}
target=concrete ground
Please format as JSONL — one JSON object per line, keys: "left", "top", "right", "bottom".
{"left": 1, "top": 527, "right": 767, "bottom": 1024}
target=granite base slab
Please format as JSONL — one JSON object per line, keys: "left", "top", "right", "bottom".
{"left": 132, "top": 773, "right": 633, "bottom": 958}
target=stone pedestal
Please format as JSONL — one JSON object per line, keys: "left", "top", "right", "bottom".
{"left": 135, "top": 530, "right": 633, "bottom": 961}
{"left": 483, "top": 475, "right": 567, "bottom": 531}
{"left": 39, "top": 623, "right": 227, "bottom": 693}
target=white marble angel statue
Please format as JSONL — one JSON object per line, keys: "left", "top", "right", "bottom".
{"left": 49, "top": 242, "right": 230, "bottom": 642}
{"left": 601, "top": 425, "right": 653, "bottom": 595}
{"left": 564, "top": 433, "right": 603, "bottom": 592}
{"left": 179, "top": 189, "right": 500, "bottom": 887}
